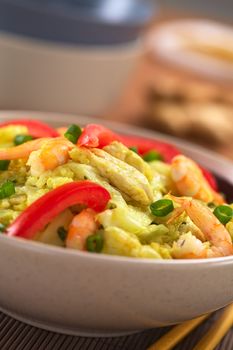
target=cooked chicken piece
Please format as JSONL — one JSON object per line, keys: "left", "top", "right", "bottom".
{"left": 103, "top": 141, "right": 153, "bottom": 181}
{"left": 67, "top": 162, "right": 128, "bottom": 207}
{"left": 70, "top": 147, "right": 153, "bottom": 206}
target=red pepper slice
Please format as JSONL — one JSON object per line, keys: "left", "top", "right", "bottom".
{"left": 119, "top": 135, "right": 180, "bottom": 163}
{"left": 201, "top": 167, "right": 218, "bottom": 191}
{"left": 7, "top": 181, "right": 111, "bottom": 240}
{"left": 0, "top": 119, "right": 59, "bottom": 138}
{"left": 78, "top": 124, "right": 179, "bottom": 162}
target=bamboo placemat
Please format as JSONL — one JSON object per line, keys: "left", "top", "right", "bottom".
{"left": 0, "top": 309, "right": 232, "bottom": 350}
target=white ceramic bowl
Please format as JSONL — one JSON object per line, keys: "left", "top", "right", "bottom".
{"left": 1, "top": 111, "right": 233, "bottom": 337}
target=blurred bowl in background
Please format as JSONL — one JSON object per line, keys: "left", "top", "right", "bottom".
{"left": 0, "top": 33, "right": 140, "bottom": 116}
{"left": 0, "top": 0, "right": 158, "bottom": 116}
{"left": 146, "top": 19, "right": 233, "bottom": 82}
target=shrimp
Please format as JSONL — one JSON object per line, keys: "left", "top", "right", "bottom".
{"left": 0, "top": 138, "right": 50, "bottom": 160}
{"left": 171, "top": 155, "right": 224, "bottom": 204}
{"left": 168, "top": 195, "right": 233, "bottom": 258}
{"left": 66, "top": 208, "right": 99, "bottom": 250}
{"left": 27, "top": 137, "right": 74, "bottom": 176}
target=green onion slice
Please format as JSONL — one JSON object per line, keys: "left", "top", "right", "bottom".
{"left": 213, "top": 205, "right": 233, "bottom": 225}
{"left": 14, "top": 134, "right": 34, "bottom": 146}
{"left": 207, "top": 202, "right": 216, "bottom": 209}
{"left": 86, "top": 233, "right": 104, "bottom": 253}
{"left": 129, "top": 146, "right": 138, "bottom": 154}
{"left": 0, "top": 160, "right": 10, "bottom": 171}
{"left": 150, "top": 199, "right": 174, "bottom": 217}
{"left": 143, "top": 150, "right": 163, "bottom": 162}
{"left": 57, "top": 226, "right": 68, "bottom": 241}
{"left": 0, "top": 180, "right": 16, "bottom": 199}
{"left": 64, "top": 124, "right": 82, "bottom": 144}
{"left": 0, "top": 223, "right": 6, "bottom": 232}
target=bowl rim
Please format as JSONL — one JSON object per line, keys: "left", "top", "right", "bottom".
{"left": 2, "top": 233, "right": 233, "bottom": 268}
{"left": 1, "top": 110, "right": 233, "bottom": 267}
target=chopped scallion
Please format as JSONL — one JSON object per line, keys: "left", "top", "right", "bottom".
{"left": 0, "top": 180, "right": 16, "bottom": 199}
{"left": 64, "top": 124, "right": 82, "bottom": 144}
{"left": 86, "top": 233, "right": 104, "bottom": 253}
{"left": 150, "top": 199, "right": 174, "bottom": 217}
{"left": 129, "top": 146, "right": 138, "bottom": 154}
{"left": 14, "top": 134, "right": 33, "bottom": 146}
{"left": 0, "top": 160, "right": 10, "bottom": 171}
{"left": 213, "top": 205, "right": 233, "bottom": 225}
{"left": 143, "top": 150, "right": 163, "bottom": 162}
{"left": 0, "top": 223, "right": 6, "bottom": 232}
{"left": 57, "top": 226, "right": 68, "bottom": 241}
{"left": 208, "top": 202, "right": 216, "bottom": 209}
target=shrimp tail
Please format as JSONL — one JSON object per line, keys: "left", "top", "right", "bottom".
{"left": 167, "top": 206, "right": 185, "bottom": 224}
{"left": 0, "top": 138, "right": 50, "bottom": 160}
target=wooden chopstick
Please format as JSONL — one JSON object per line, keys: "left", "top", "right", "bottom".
{"left": 147, "top": 314, "right": 210, "bottom": 350}
{"left": 193, "top": 304, "right": 233, "bottom": 350}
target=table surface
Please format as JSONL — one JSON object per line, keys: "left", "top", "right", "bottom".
{"left": 1, "top": 308, "right": 233, "bottom": 350}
